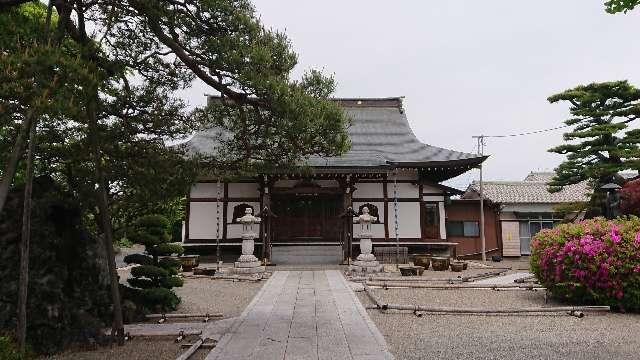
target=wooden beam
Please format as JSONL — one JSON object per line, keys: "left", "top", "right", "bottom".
{"left": 383, "top": 175, "right": 389, "bottom": 240}
{"left": 222, "top": 182, "right": 228, "bottom": 241}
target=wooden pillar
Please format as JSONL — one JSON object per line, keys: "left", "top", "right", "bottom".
{"left": 260, "top": 177, "right": 272, "bottom": 262}
{"left": 383, "top": 174, "right": 389, "bottom": 240}
{"left": 222, "top": 182, "right": 228, "bottom": 241}
{"left": 185, "top": 190, "right": 191, "bottom": 242}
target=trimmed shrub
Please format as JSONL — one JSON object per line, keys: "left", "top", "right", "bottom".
{"left": 150, "top": 243, "right": 184, "bottom": 257}
{"left": 124, "top": 214, "right": 183, "bottom": 311}
{"left": 531, "top": 216, "right": 640, "bottom": 311}
{"left": 140, "top": 288, "right": 180, "bottom": 311}
{"left": 123, "top": 253, "right": 153, "bottom": 266}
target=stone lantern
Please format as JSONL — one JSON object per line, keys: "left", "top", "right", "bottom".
{"left": 350, "top": 207, "right": 383, "bottom": 273}
{"left": 233, "top": 207, "right": 265, "bottom": 274}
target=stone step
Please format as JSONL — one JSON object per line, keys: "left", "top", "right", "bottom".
{"left": 271, "top": 245, "right": 343, "bottom": 265}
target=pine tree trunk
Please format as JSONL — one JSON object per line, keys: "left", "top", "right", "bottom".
{"left": 0, "top": 111, "right": 34, "bottom": 215}
{"left": 16, "top": 118, "right": 37, "bottom": 353}
{"left": 86, "top": 91, "right": 125, "bottom": 345}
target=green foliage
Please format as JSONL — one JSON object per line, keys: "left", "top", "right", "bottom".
{"left": 129, "top": 215, "right": 171, "bottom": 247}
{"left": 126, "top": 278, "right": 154, "bottom": 289}
{"left": 0, "top": 336, "right": 28, "bottom": 360}
{"left": 161, "top": 276, "right": 184, "bottom": 289}
{"left": 158, "top": 257, "right": 182, "bottom": 271}
{"left": 123, "top": 254, "right": 153, "bottom": 266}
{"left": 547, "top": 81, "right": 640, "bottom": 215}
{"left": 605, "top": 0, "right": 640, "bottom": 13}
{"left": 530, "top": 217, "right": 640, "bottom": 311}
{"left": 140, "top": 288, "right": 180, "bottom": 312}
{"left": 130, "top": 265, "right": 168, "bottom": 281}
{"left": 151, "top": 243, "right": 185, "bottom": 257}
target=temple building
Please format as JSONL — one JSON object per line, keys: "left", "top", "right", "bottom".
{"left": 184, "top": 97, "right": 487, "bottom": 264}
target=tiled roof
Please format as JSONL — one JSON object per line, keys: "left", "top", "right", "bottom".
{"left": 186, "top": 97, "right": 486, "bottom": 169}
{"left": 465, "top": 175, "right": 590, "bottom": 204}
{"left": 523, "top": 171, "right": 639, "bottom": 182}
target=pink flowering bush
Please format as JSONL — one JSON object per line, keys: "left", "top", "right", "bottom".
{"left": 530, "top": 216, "right": 640, "bottom": 312}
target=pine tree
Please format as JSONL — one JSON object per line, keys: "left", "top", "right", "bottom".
{"left": 547, "top": 81, "right": 640, "bottom": 215}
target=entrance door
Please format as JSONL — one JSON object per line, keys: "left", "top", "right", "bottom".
{"left": 271, "top": 194, "right": 342, "bottom": 243}
{"left": 421, "top": 203, "right": 440, "bottom": 239}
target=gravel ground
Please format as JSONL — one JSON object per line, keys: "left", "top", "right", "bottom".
{"left": 357, "top": 287, "right": 640, "bottom": 360}
{"left": 48, "top": 276, "right": 264, "bottom": 360}
{"left": 174, "top": 275, "right": 265, "bottom": 317}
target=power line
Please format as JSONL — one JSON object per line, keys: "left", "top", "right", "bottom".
{"left": 472, "top": 124, "right": 571, "bottom": 139}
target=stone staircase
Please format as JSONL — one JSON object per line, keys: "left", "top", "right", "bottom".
{"left": 271, "top": 245, "right": 343, "bottom": 265}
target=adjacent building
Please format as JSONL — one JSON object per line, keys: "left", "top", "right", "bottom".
{"left": 462, "top": 172, "right": 589, "bottom": 257}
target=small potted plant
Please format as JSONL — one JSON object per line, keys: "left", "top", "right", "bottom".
{"left": 431, "top": 256, "right": 450, "bottom": 271}
{"left": 450, "top": 261, "right": 465, "bottom": 272}
{"left": 412, "top": 253, "right": 432, "bottom": 270}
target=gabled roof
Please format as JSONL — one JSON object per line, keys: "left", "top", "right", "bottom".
{"left": 186, "top": 97, "right": 486, "bottom": 173}
{"left": 464, "top": 172, "right": 590, "bottom": 204}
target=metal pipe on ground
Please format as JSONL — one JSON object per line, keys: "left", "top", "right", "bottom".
{"left": 365, "top": 281, "right": 544, "bottom": 290}
{"left": 146, "top": 313, "right": 223, "bottom": 319}
{"left": 349, "top": 269, "right": 510, "bottom": 284}
{"left": 183, "top": 274, "right": 264, "bottom": 282}
{"left": 373, "top": 303, "right": 609, "bottom": 315}
{"left": 362, "top": 284, "right": 609, "bottom": 317}
{"left": 175, "top": 337, "right": 204, "bottom": 360}
{"left": 514, "top": 275, "right": 538, "bottom": 283}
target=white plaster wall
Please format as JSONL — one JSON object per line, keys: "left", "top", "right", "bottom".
{"left": 391, "top": 183, "right": 419, "bottom": 198}
{"left": 227, "top": 224, "right": 244, "bottom": 239}
{"left": 228, "top": 183, "right": 260, "bottom": 198}
{"left": 389, "top": 202, "right": 421, "bottom": 238}
{"left": 501, "top": 220, "right": 521, "bottom": 257}
{"left": 190, "top": 183, "right": 221, "bottom": 198}
{"left": 393, "top": 169, "right": 418, "bottom": 180}
{"left": 423, "top": 195, "right": 445, "bottom": 202}
{"left": 189, "top": 202, "right": 224, "bottom": 239}
{"left": 353, "top": 183, "right": 383, "bottom": 198}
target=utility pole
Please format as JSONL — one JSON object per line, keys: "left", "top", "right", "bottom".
{"left": 473, "top": 135, "right": 487, "bottom": 262}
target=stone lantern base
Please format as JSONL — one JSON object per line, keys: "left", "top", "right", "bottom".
{"left": 349, "top": 237, "right": 383, "bottom": 273}
{"left": 232, "top": 238, "right": 265, "bottom": 274}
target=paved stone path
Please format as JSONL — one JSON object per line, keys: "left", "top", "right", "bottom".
{"left": 205, "top": 270, "right": 394, "bottom": 360}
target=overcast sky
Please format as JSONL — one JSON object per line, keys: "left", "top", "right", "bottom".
{"left": 182, "top": 0, "right": 640, "bottom": 189}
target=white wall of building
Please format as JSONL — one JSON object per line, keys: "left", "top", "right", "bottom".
{"left": 438, "top": 202, "right": 446, "bottom": 239}
{"left": 227, "top": 183, "right": 260, "bottom": 198}
{"left": 190, "top": 183, "right": 220, "bottom": 198}
{"left": 189, "top": 202, "right": 224, "bottom": 239}
{"left": 392, "top": 202, "right": 422, "bottom": 238}
{"left": 352, "top": 183, "right": 382, "bottom": 198}
{"left": 393, "top": 183, "right": 419, "bottom": 198}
